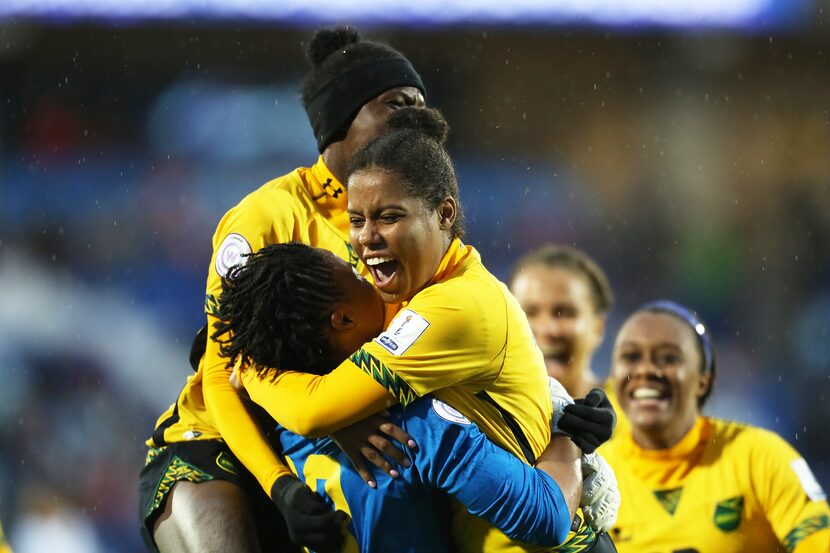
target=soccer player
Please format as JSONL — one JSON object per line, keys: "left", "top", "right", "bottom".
{"left": 236, "top": 107, "right": 618, "bottom": 552}
{"left": 214, "top": 242, "right": 604, "bottom": 551}
{"left": 509, "top": 245, "right": 612, "bottom": 398}
{"left": 139, "top": 26, "right": 427, "bottom": 553}
{"left": 509, "top": 245, "right": 628, "bottom": 440}
{"left": 603, "top": 300, "right": 830, "bottom": 552}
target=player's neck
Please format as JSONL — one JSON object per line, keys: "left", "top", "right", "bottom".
{"left": 321, "top": 148, "right": 347, "bottom": 187}
{"left": 632, "top": 416, "right": 696, "bottom": 451}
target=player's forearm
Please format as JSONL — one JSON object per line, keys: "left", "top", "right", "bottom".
{"left": 433, "top": 413, "right": 573, "bottom": 546}
{"left": 536, "top": 435, "right": 583, "bottom": 523}
{"left": 243, "top": 360, "right": 394, "bottom": 437}
{"left": 202, "top": 340, "right": 293, "bottom": 493}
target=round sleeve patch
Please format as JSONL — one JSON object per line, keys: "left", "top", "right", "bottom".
{"left": 431, "top": 398, "right": 471, "bottom": 425}
{"left": 215, "top": 233, "right": 253, "bottom": 277}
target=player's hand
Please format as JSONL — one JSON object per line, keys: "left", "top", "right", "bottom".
{"left": 229, "top": 364, "right": 242, "bottom": 391}
{"left": 270, "top": 475, "right": 348, "bottom": 552}
{"left": 228, "top": 360, "right": 252, "bottom": 399}
{"left": 548, "top": 377, "right": 575, "bottom": 435}
{"left": 559, "top": 388, "right": 616, "bottom": 454}
{"left": 579, "top": 452, "right": 620, "bottom": 534}
{"left": 331, "top": 412, "right": 417, "bottom": 488}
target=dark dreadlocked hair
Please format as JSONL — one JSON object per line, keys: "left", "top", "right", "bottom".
{"left": 347, "top": 106, "right": 465, "bottom": 239}
{"left": 211, "top": 243, "right": 342, "bottom": 380}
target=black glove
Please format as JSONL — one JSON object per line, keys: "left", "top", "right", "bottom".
{"left": 558, "top": 388, "right": 616, "bottom": 454}
{"left": 271, "top": 476, "right": 347, "bottom": 553}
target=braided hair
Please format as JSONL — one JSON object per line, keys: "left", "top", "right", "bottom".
{"left": 348, "top": 106, "right": 465, "bottom": 239}
{"left": 212, "top": 243, "right": 341, "bottom": 379}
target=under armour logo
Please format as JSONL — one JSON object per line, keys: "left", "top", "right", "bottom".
{"left": 322, "top": 178, "right": 343, "bottom": 198}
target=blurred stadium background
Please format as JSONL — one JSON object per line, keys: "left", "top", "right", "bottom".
{"left": 1, "top": 1, "right": 829, "bottom": 551}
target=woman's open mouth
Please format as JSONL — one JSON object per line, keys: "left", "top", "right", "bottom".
{"left": 365, "top": 256, "right": 399, "bottom": 289}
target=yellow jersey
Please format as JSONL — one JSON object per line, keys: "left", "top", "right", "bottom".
{"left": 601, "top": 417, "right": 830, "bottom": 553}
{"left": 244, "top": 240, "right": 595, "bottom": 551}
{"left": 0, "top": 520, "right": 11, "bottom": 553}
{"left": 245, "top": 239, "right": 552, "bottom": 462}
{"left": 602, "top": 378, "right": 629, "bottom": 442}
{"left": 147, "top": 156, "right": 365, "bottom": 493}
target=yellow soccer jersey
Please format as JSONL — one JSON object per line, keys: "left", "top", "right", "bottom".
{"left": 602, "top": 378, "right": 629, "bottom": 442}
{"left": 243, "top": 239, "right": 580, "bottom": 552}
{"left": 359, "top": 239, "right": 553, "bottom": 461}
{"left": 603, "top": 417, "right": 830, "bottom": 553}
{"left": 246, "top": 239, "right": 552, "bottom": 462}
{"left": 0, "top": 520, "right": 11, "bottom": 553}
{"left": 147, "top": 156, "right": 366, "bottom": 493}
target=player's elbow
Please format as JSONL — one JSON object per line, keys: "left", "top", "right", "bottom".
{"left": 508, "top": 477, "right": 573, "bottom": 547}
{"left": 541, "top": 477, "right": 574, "bottom": 546}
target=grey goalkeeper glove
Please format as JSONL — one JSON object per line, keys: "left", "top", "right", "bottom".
{"left": 580, "top": 452, "right": 621, "bottom": 534}
{"left": 548, "top": 377, "right": 575, "bottom": 435}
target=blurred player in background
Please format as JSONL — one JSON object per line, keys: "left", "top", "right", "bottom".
{"left": 236, "top": 107, "right": 618, "bottom": 552}
{"left": 510, "top": 245, "right": 628, "bottom": 440}
{"left": 603, "top": 300, "right": 830, "bottom": 552}
{"left": 509, "top": 245, "right": 612, "bottom": 398}
{"left": 138, "top": 26, "right": 426, "bottom": 553}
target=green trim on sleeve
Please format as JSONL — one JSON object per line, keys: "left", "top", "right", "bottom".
{"left": 205, "top": 294, "right": 220, "bottom": 316}
{"left": 349, "top": 348, "right": 418, "bottom": 406}
{"left": 784, "top": 514, "right": 830, "bottom": 552}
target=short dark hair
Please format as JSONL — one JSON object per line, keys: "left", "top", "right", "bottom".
{"left": 211, "top": 243, "right": 340, "bottom": 379}
{"left": 347, "top": 107, "right": 465, "bottom": 239}
{"left": 509, "top": 244, "right": 613, "bottom": 315}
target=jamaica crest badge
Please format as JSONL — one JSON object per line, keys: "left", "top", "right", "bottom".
{"left": 714, "top": 496, "right": 744, "bottom": 532}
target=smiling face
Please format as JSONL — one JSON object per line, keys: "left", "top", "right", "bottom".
{"left": 612, "top": 311, "right": 712, "bottom": 449}
{"left": 348, "top": 168, "right": 454, "bottom": 304}
{"left": 511, "top": 265, "right": 605, "bottom": 382}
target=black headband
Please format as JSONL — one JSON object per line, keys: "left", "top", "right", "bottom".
{"left": 306, "top": 58, "right": 425, "bottom": 153}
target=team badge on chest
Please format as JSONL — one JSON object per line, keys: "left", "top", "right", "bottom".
{"left": 714, "top": 496, "right": 744, "bottom": 532}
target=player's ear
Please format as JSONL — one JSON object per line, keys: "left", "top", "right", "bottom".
{"left": 696, "top": 371, "right": 713, "bottom": 402}
{"left": 331, "top": 309, "right": 356, "bottom": 332}
{"left": 438, "top": 196, "right": 456, "bottom": 231}
{"left": 593, "top": 314, "right": 607, "bottom": 344}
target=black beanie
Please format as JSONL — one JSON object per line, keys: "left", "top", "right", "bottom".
{"left": 301, "top": 27, "right": 425, "bottom": 153}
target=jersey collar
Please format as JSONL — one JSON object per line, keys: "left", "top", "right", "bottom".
{"left": 428, "top": 238, "right": 476, "bottom": 285}
{"left": 620, "top": 417, "right": 709, "bottom": 486}
{"left": 308, "top": 156, "right": 348, "bottom": 204}
{"left": 307, "top": 156, "right": 349, "bottom": 232}
{"left": 626, "top": 416, "right": 708, "bottom": 461}
{"left": 394, "top": 238, "right": 475, "bottom": 312}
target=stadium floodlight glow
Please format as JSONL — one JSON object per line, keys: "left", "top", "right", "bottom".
{"left": 0, "top": 0, "right": 801, "bottom": 29}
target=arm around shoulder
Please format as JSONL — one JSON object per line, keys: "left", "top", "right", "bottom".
{"left": 416, "top": 400, "right": 575, "bottom": 546}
